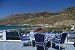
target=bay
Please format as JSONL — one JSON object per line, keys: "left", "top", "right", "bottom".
{"left": 0, "top": 26, "right": 41, "bottom": 30}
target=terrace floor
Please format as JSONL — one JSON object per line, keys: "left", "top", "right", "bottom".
{"left": 0, "top": 41, "right": 75, "bottom": 50}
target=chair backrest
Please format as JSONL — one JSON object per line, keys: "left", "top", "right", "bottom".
{"left": 29, "top": 32, "right": 35, "bottom": 39}
{"left": 34, "top": 34, "right": 45, "bottom": 42}
{"left": 18, "top": 31, "right": 30, "bottom": 41}
{"left": 22, "top": 36, "right": 30, "bottom": 40}
{"left": 60, "top": 33, "right": 67, "bottom": 44}
{"left": 18, "top": 31, "right": 23, "bottom": 38}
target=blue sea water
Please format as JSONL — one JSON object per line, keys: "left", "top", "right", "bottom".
{"left": 0, "top": 26, "right": 41, "bottom": 30}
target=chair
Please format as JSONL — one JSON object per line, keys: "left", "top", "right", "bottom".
{"left": 53, "top": 33, "right": 67, "bottom": 50}
{"left": 18, "top": 31, "right": 30, "bottom": 47}
{"left": 34, "top": 34, "right": 46, "bottom": 50}
{"left": 29, "top": 31, "right": 35, "bottom": 47}
{"left": 68, "top": 32, "right": 75, "bottom": 47}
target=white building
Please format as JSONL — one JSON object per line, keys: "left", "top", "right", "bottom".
{"left": 71, "top": 24, "right": 75, "bottom": 31}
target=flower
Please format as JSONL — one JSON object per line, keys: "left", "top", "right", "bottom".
{"left": 35, "top": 28, "right": 43, "bottom": 32}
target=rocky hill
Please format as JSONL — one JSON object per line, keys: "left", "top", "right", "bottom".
{"left": 0, "top": 6, "right": 75, "bottom": 26}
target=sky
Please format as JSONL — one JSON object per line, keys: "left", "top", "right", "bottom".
{"left": 0, "top": 0, "right": 75, "bottom": 18}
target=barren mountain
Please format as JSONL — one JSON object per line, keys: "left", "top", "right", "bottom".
{"left": 0, "top": 6, "right": 75, "bottom": 26}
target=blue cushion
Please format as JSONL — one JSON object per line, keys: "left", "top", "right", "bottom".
{"left": 36, "top": 42, "right": 45, "bottom": 45}
{"left": 21, "top": 36, "right": 30, "bottom": 41}
{"left": 53, "top": 39, "right": 60, "bottom": 43}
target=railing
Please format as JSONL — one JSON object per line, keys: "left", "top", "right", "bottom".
{"left": 0, "top": 31, "right": 3, "bottom": 40}
{"left": 0, "top": 30, "right": 75, "bottom": 44}
{"left": 6, "top": 32, "right": 20, "bottom": 40}
{"left": 67, "top": 32, "right": 75, "bottom": 43}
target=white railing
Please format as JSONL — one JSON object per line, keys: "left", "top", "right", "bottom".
{"left": 0, "top": 30, "right": 7, "bottom": 41}
{"left": 0, "top": 30, "right": 74, "bottom": 45}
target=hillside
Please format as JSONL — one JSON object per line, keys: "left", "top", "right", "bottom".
{"left": 0, "top": 6, "right": 75, "bottom": 26}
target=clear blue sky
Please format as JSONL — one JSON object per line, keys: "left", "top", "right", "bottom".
{"left": 0, "top": 0, "right": 75, "bottom": 18}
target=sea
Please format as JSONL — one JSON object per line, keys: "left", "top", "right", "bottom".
{"left": 0, "top": 26, "right": 41, "bottom": 30}
{"left": 0, "top": 26, "right": 41, "bottom": 39}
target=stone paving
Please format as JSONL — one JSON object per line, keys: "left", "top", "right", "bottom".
{"left": 0, "top": 41, "right": 75, "bottom": 50}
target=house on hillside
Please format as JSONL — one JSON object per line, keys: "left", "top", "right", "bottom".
{"left": 71, "top": 24, "right": 75, "bottom": 31}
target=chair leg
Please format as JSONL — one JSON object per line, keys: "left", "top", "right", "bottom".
{"left": 29, "top": 41, "right": 31, "bottom": 46}
{"left": 45, "top": 47, "right": 48, "bottom": 50}
{"left": 64, "top": 43, "right": 66, "bottom": 50}
{"left": 20, "top": 41, "right": 22, "bottom": 48}
{"left": 59, "top": 44, "right": 60, "bottom": 50}
{"left": 44, "top": 45, "right": 45, "bottom": 50}
{"left": 51, "top": 41, "right": 53, "bottom": 49}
